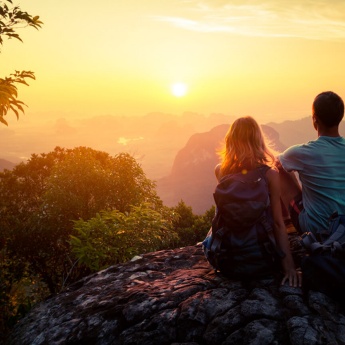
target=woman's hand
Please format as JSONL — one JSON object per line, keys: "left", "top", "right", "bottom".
{"left": 281, "top": 268, "right": 302, "bottom": 287}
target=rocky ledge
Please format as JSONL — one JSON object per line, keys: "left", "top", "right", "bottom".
{"left": 7, "top": 240, "right": 345, "bottom": 345}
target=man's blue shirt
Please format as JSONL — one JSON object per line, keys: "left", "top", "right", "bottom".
{"left": 279, "top": 136, "right": 345, "bottom": 234}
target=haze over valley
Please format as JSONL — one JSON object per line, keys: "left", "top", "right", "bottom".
{"left": 0, "top": 112, "right": 235, "bottom": 179}
{"left": 2, "top": 114, "right": 343, "bottom": 213}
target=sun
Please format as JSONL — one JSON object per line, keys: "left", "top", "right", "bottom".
{"left": 171, "top": 82, "right": 188, "bottom": 97}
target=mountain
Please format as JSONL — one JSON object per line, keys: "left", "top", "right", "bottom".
{"left": 156, "top": 117, "right": 345, "bottom": 214}
{"left": 266, "top": 117, "right": 345, "bottom": 147}
{"left": 3, "top": 114, "right": 343, "bottom": 213}
{"left": 156, "top": 124, "right": 286, "bottom": 214}
{"left": 0, "top": 158, "right": 16, "bottom": 172}
{"left": 0, "top": 112, "right": 235, "bottom": 180}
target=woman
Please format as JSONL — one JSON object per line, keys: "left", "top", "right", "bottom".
{"left": 214, "top": 116, "right": 301, "bottom": 287}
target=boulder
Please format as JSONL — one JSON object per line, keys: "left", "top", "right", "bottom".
{"left": 7, "top": 237, "right": 345, "bottom": 345}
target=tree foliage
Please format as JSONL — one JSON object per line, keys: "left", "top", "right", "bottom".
{"left": 0, "top": 146, "right": 165, "bottom": 337}
{"left": 0, "top": 1, "right": 42, "bottom": 45}
{"left": 70, "top": 204, "right": 178, "bottom": 271}
{"left": 0, "top": 70, "right": 35, "bottom": 125}
{"left": 0, "top": 143, "right": 215, "bottom": 337}
{"left": 0, "top": 247, "right": 48, "bottom": 342}
{"left": 0, "top": 0, "right": 43, "bottom": 125}
{"left": 170, "top": 201, "right": 214, "bottom": 246}
{"left": 0, "top": 147, "right": 162, "bottom": 293}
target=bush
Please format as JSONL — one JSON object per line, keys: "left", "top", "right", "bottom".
{"left": 70, "top": 204, "right": 178, "bottom": 271}
{"left": 171, "top": 201, "right": 215, "bottom": 247}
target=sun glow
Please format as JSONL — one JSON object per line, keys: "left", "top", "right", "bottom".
{"left": 171, "top": 82, "right": 188, "bottom": 97}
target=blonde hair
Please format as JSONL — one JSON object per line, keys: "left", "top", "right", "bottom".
{"left": 219, "top": 116, "right": 276, "bottom": 176}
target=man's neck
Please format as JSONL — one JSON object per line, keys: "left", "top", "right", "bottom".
{"left": 317, "top": 126, "right": 340, "bottom": 137}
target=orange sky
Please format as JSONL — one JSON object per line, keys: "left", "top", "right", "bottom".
{"left": 2, "top": 0, "right": 345, "bottom": 126}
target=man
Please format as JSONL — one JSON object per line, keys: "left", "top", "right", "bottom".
{"left": 277, "top": 91, "right": 345, "bottom": 235}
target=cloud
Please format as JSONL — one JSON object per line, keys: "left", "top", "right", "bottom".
{"left": 117, "top": 137, "right": 144, "bottom": 146}
{"left": 155, "top": 0, "right": 345, "bottom": 41}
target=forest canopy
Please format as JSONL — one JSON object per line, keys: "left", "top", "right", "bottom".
{"left": 0, "top": 146, "right": 212, "bottom": 340}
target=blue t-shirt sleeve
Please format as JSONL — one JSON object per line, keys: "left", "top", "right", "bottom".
{"left": 278, "top": 145, "right": 304, "bottom": 172}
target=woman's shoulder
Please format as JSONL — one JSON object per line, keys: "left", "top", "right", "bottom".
{"left": 264, "top": 165, "right": 279, "bottom": 185}
{"left": 263, "top": 164, "right": 278, "bottom": 174}
{"left": 215, "top": 164, "right": 221, "bottom": 181}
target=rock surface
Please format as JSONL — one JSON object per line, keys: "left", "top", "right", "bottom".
{"left": 7, "top": 239, "right": 345, "bottom": 345}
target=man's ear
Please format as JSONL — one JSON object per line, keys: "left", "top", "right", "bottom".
{"left": 312, "top": 114, "right": 318, "bottom": 130}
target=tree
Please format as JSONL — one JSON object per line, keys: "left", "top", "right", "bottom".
{"left": 0, "top": 1, "right": 43, "bottom": 125}
{"left": 0, "top": 147, "right": 162, "bottom": 293}
{"left": 170, "top": 200, "right": 199, "bottom": 246}
{"left": 170, "top": 201, "right": 215, "bottom": 246}
{"left": 70, "top": 204, "right": 178, "bottom": 271}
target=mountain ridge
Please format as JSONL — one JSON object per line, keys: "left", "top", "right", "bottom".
{"left": 0, "top": 159, "right": 16, "bottom": 172}
{"left": 157, "top": 118, "right": 345, "bottom": 213}
{"left": 156, "top": 123, "right": 287, "bottom": 214}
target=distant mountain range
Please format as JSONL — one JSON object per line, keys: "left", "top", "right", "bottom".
{"left": 0, "top": 112, "right": 235, "bottom": 180}
{"left": 156, "top": 124, "right": 287, "bottom": 214}
{"left": 156, "top": 118, "right": 345, "bottom": 214}
{"left": 0, "top": 159, "right": 16, "bottom": 172}
{"left": 2, "top": 115, "right": 344, "bottom": 213}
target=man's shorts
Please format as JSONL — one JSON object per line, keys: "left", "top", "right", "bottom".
{"left": 289, "top": 193, "right": 304, "bottom": 234}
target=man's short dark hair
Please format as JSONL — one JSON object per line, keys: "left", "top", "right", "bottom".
{"left": 313, "top": 91, "right": 344, "bottom": 127}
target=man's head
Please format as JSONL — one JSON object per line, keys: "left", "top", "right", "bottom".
{"left": 312, "top": 91, "right": 344, "bottom": 127}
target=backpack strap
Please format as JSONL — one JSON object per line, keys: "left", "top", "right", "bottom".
{"left": 258, "top": 164, "right": 271, "bottom": 174}
{"left": 301, "top": 224, "right": 345, "bottom": 256}
{"left": 210, "top": 227, "right": 225, "bottom": 253}
{"left": 257, "top": 165, "right": 286, "bottom": 258}
{"left": 323, "top": 224, "right": 345, "bottom": 246}
{"left": 259, "top": 215, "right": 286, "bottom": 258}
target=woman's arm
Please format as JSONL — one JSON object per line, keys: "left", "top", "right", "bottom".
{"left": 266, "top": 168, "right": 302, "bottom": 287}
{"left": 275, "top": 158, "right": 302, "bottom": 214}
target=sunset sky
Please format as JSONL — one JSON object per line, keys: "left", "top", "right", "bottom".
{"left": 1, "top": 0, "right": 345, "bottom": 128}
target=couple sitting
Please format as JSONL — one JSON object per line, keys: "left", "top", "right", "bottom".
{"left": 205, "top": 91, "right": 345, "bottom": 292}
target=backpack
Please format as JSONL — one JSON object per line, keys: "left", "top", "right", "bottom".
{"left": 300, "top": 212, "right": 345, "bottom": 257}
{"left": 203, "top": 165, "right": 284, "bottom": 279}
{"left": 300, "top": 212, "right": 345, "bottom": 301}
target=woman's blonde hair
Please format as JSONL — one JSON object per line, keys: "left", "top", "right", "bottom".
{"left": 219, "top": 116, "right": 276, "bottom": 176}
